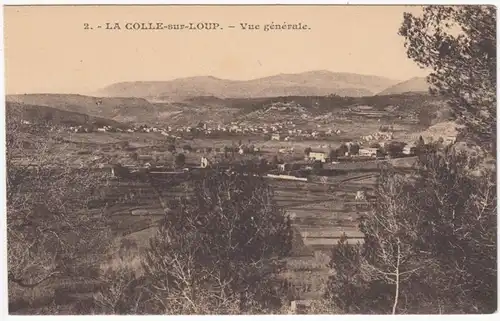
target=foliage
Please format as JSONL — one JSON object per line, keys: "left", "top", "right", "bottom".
{"left": 175, "top": 153, "right": 186, "bottom": 168}
{"left": 6, "top": 112, "right": 113, "bottom": 312}
{"left": 337, "top": 144, "right": 348, "bottom": 157}
{"left": 325, "top": 150, "right": 497, "bottom": 314}
{"left": 399, "top": 5, "right": 496, "bottom": 154}
{"left": 328, "top": 149, "right": 337, "bottom": 161}
{"left": 384, "top": 141, "right": 406, "bottom": 158}
{"left": 140, "top": 171, "right": 294, "bottom": 314}
{"left": 348, "top": 143, "right": 360, "bottom": 156}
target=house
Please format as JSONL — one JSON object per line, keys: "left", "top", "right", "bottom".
{"left": 308, "top": 151, "right": 327, "bottom": 163}
{"left": 355, "top": 190, "right": 367, "bottom": 201}
{"left": 271, "top": 133, "right": 281, "bottom": 141}
{"left": 138, "top": 155, "right": 153, "bottom": 162}
{"left": 403, "top": 144, "right": 416, "bottom": 155}
{"left": 444, "top": 136, "right": 457, "bottom": 145}
{"left": 201, "top": 157, "right": 211, "bottom": 168}
{"left": 359, "top": 147, "right": 379, "bottom": 158}
{"left": 290, "top": 300, "right": 312, "bottom": 314}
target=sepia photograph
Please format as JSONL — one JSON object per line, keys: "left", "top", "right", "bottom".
{"left": 2, "top": 3, "right": 497, "bottom": 315}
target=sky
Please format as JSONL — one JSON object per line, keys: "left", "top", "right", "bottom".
{"left": 3, "top": 5, "right": 430, "bottom": 95}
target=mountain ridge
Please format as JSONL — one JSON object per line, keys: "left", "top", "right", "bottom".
{"left": 96, "top": 70, "right": 402, "bottom": 99}
{"left": 377, "top": 76, "right": 430, "bottom": 96}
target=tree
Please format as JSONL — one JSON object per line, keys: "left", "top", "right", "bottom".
{"left": 329, "top": 149, "right": 337, "bottom": 161}
{"left": 349, "top": 143, "right": 360, "bottom": 156}
{"left": 384, "top": 141, "right": 405, "bottom": 158}
{"left": 140, "top": 171, "right": 293, "bottom": 314}
{"left": 167, "top": 144, "right": 176, "bottom": 153}
{"left": 416, "top": 136, "right": 425, "bottom": 148}
{"left": 6, "top": 112, "right": 112, "bottom": 311}
{"left": 417, "top": 108, "right": 434, "bottom": 127}
{"left": 325, "top": 166, "right": 424, "bottom": 314}
{"left": 259, "top": 158, "right": 269, "bottom": 173}
{"left": 324, "top": 236, "right": 370, "bottom": 314}
{"left": 183, "top": 144, "right": 192, "bottom": 152}
{"left": 175, "top": 153, "right": 186, "bottom": 168}
{"left": 337, "top": 144, "right": 349, "bottom": 157}
{"left": 325, "top": 151, "right": 497, "bottom": 314}
{"left": 271, "top": 155, "right": 280, "bottom": 166}
{"left": 399, "top": 5, "right": 496, "bottom": 154}
{"left": 304, "top": 147, "right": 312, "bottom": 156}
{"left": 311, "top": 160, "right": 323, "bottom": 173}
{"left": 410, "top": 150, "right": 496, "bottom": 313}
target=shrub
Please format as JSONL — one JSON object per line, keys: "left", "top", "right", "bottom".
{"left": 325, "top": 151, "right": 497, "bottom": 314}
{"left": 141, "top": 171, "right": 294, "bottom": 314}
{"left": 175, "top": 153, "right": 186, "bottom": 168}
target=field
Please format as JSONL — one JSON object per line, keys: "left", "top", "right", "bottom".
{"left": 8, "top": 94, "right": 426, "bottom": 311}
{"left": 87, "top": 160, "right": 382, "bottom": 303}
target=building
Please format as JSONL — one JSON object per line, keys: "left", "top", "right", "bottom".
{"left": 359, "top": 147, "right": 379, "bottom": 158}
{"left": 271, "top": 133, "right": 281, "bottom": 141}
{"left": 444, "top": 136, "right": 457, "bottom": 145}
{"left": 308, "top": 151, "right": 327, "bottom": 163}
{"left": 290, "top": 300, "right": 313, "bottom": 314}
{"left": 201, "top": 157, "right": 211, "bottom": 168}
{"left": 355, "top": 190, "right": 367, "bottom": 201}
{"left": 403, "top": 144, "right": 416, "bottom": 155}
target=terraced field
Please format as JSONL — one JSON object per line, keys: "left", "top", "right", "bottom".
{"left": 97, "top": 169, "right": 378, "bottom": 304}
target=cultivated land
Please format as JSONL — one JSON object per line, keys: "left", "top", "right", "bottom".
{"left": 8, "top": 83, "right": 451, "bottom": 310}
{"left": 13, "top": 129, "right": 415, "bottom": 305}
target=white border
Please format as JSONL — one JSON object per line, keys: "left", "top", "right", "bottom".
{"left": 0, "top": 1, "right": 498, "bottom": 321}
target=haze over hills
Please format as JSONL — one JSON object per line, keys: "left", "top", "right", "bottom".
{"left": 96, "top": 70, "right": 402, "bottom": 99}
{"left": 377, "top": 76, "right": 430, "bottom": 95}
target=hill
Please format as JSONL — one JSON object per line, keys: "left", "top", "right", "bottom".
{"left": 6, "top": 101, "right": 127, "bottom": 128}
{"left": 377, "top": 77, "right": 430, "bottom": 95}
{"left": 6, "top": 94, "right": 160, "bottom": 124}
{"left": 96, "top": 70, "right": 400, "bottom": 99}
{"left": 5, "top": 92, "right": 448, "bottom": 129}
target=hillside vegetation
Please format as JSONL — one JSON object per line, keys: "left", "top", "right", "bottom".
{"left": 6, "top": 94, "right": 157, "bottom": 124}
{"left": 6, "top": 91, "right": 449, "bottom": 129}
{"left": 6, "top": 101, "right": 128, "bottom": 128}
